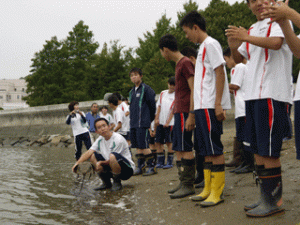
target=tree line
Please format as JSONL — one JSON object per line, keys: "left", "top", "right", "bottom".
{"left": 24, "top": 0, "right": 300, "bottom": 106}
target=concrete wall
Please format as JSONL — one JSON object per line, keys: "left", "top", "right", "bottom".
{"left": 0, "top": 100, "right": 106, "bottom": 138}
{"left": 0, "top": 98, "right": 236, "bottom": 138}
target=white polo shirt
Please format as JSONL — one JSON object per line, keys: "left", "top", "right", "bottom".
{"left": 230, "top": 63, "right": 247, "bottom": 118}
{"left": 113, "top": 107, "right": 126, "bottom": 135}
{"left": 293, "top": 35, "right": 300, "bottom": 102}
{"left": 157, "top": 90, "right": 175, "bottom": 126}
{"left": 118, "top": 102, "right": 130, "bottom": 132}
{"left": 91, "top": 132, "right": 135, "bottom": 170}
{"left": 194, "top": 36, "right": 231, "bottom": 110}
{"left": 238, "top": 18, "right": 292, "bottom": 103}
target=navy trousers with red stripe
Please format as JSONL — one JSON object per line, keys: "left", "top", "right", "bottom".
{"left": 194, "top": 109, "right": 223, "bottom": 156}
{"left": 244, "top": 99, "right": 288, "bottom": 157}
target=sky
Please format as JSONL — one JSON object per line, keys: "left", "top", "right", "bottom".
{"left": 1, "top": 0, "right": 243, "bottom": 80}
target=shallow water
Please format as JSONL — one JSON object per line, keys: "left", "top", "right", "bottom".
{"left": 0, "top": 146, "right": 147, "bottom": 225}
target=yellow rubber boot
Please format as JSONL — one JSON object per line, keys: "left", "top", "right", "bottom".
{"left": 191, "top": 162, "right": 212, "bottom": 201}
{"left": 200, "top": 164, "right": 225, "bottom": 207}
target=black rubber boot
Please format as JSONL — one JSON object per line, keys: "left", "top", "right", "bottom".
{"left": 225, "top": 137, "right": 242, "bottom": 167}
{"left": 111, "top": 174, "right": 122, "bottom": 191}
{"left": 94, "top": 172, "right": 112, "bottom": 191}
{"left": 133, "top": 154, "right": 146, "bottom": 176}
{"left": 143, "top": 154, "right": 157, "bottom": 176}
{"left": 163, "top": 152, "right": 174, "bottom": 169}
{"left": 235, "top": 148, "right": 254, "bottom": 174}
{"left": 246, "top": 167, "right": 284, "bottom": 217}
{"left": 156, "top": 152, "right": 165, "bottom": 168}
{"left": 244, "top": 164, "right": 264, "bottom": 211}
{"left": 168, "top": 161, "right": 182, "bottom": 194}
{"left": 170, "top": 158, "right": 195, "bottom": 199}
{"left": 194, "top": 152, "right": 204, "bottom": 184}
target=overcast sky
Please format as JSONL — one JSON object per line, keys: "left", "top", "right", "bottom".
{"left": 1, "top": 0, "right": 243, "bottom": 80}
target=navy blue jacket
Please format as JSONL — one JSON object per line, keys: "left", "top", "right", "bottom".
{"left": 129, "top": 83, "right": 156, "bottom": 128}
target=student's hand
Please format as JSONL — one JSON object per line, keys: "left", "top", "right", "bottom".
{"left": 72, "top": 163, "right": 79, "bottom": 173}
{"left": 163, "top": 121, "right": 170, "bottom": 128}
{"left": 261, "top": 0, "right": 290, "bottom": 23}
{"left": 185, "top": 114, "right": 195, "bottom": 131}
{"left": 154, "top": 118, "right": 160, "bottom": 127}
{"left": 215, "top": 105, "right": 226, "bottom": 122}
{"left": 226, "top": 26, "right": 248, "bottom": 42}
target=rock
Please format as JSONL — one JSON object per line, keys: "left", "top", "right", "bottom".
{"left": 10, "top": 139, "right": 20, "bottom": 146}
{"left": 51, "top": 136, "right": 62, "bottom": 146}
{"left": 37, "top": 136, "right": 50, "bottom": 144}
{"left": 68, "top": 143, "right": 76, "bottom": 149}
{"left": 57, "top": 142, "right": 67, "bottom": 148}
{"left": 60, "top": 135, "right": 72, "bottom": 143}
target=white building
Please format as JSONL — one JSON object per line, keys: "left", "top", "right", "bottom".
{"left": 0, "top": 79, "right": 29, "bottom": 110}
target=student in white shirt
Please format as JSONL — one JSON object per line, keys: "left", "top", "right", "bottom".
{"left": 66, "top": 101, "right": 92, "bottom": 161}
{"left": 154, "top": 77, "right": 175, "bottom": 169}
{"left": 224, "top": 48, "right": 254, "bottom": 174}
{"left": 72, "top": 118, "right": 135, "bottom": 191}
{"left": 226, "top": 0, "right": 292, "bottom": 217}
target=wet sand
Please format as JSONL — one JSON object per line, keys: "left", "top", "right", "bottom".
{"left": 128, "top": 122, "right": 300, "bottom": 225}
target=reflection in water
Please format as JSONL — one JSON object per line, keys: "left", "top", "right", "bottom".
{"left": 0, "top": 147, "right": 147, "bottom": 225}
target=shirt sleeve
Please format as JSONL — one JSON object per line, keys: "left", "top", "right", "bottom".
{"left": 231, "top": 64, "right": 246, "bottom": 87}
{"left": 238, "top": 42, "right": 248, "bottom": 60}
{"left": 182, "top": 59, "right": 194, "bottom": 80}
{"left": 115, "top": 110, "right": 123, "bottom": 124}
{"left": 269, "top": 21, "right": 285, "bottom": 38}
{"left": 90, "top": 138, "right": 100, "bottom": 151}
{"left": 206, "top": 41, "right": 226, "bottom": 70}
{"left": 146, "top": 86, "right": 156, "bottom": 122}
{"left": 157, "top": 91, "right": 163, "bottom": 107}
{"left": 112, "top": 135, "right": 128, "bottom": 154}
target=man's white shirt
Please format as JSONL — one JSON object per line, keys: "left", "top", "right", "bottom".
{"left": 194, "top": 36, "right": 231, "bottom": 110}
{"left": 238, "top": 18, "right": 293, "bottom": 103}
{"left": 90, "top": 132, "right": 135, "bottom": 170}
{"left": 157, "top": 90, "right": 175, "bottom": 125}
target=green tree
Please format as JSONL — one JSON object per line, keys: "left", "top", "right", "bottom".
{"left": 25, "top": 21, "right": 99, "bottom": 106}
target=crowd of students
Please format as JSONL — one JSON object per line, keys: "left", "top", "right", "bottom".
{"left": 68, "top": 0, "right": 300, "bottom": 218}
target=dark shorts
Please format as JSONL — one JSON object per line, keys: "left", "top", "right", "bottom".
{"left": 245, "top": 99, "right": 288, "bottom": 158}
{"left": 294, "top": 101, "right": 300, "bottom": 160}
{"left": 149, "top": 134, "right": 155, "bottom": 145}
{"left": 130, "top": 128, "right": 149, "bottom": 149}
{"left": 172, "top": 113, "right": 193, "bottom": 152}
{"left": 235, "top": 116, "right": 246, "bottom": 142}
{"left": 194, "top": 109, "right": 223, "bottom": 156}
{"left": 155, "top": 125, "right": 172, "bottom": 144}
{"left": 94, "top": 152, "right": 133, "bottom": 180}
{"left": 121, "top": 132, "right": 130, "bottom": 141}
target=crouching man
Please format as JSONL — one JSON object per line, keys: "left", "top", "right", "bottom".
{"left": 72, "top": 118, "right": 135, "bottom": 191}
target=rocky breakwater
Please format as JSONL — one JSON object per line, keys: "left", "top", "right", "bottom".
{"left": 0, "top": 100, "right": 105, "bottom": 144}
{"left": 0, "top": 134, "right": 76, "bottom": 149}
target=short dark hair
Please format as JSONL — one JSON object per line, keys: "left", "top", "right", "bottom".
{"left": 94, "top": 118, "right": 109, "bottom": 129}
{"left": 181, "top": 46, "right": 198, "bottom": 58}
{"left": 108, "top": 94, "right": 119, "bottom": 106}
{"left": 223, "top": 47, "right": 231, "bottom": 57}
{"left": 100, "top": 105, "right": 108, "bottom": 110}
{"left": 91, "top": 103, "right": 98, "bottom": 108}
{"left": 168, "top": 77, "right": 175, "bottom": 85}
{"left": 159, "top": 34, "right": 178, "bottom": 51}
{"left": 113, "top": 92, "right": 122, "bottom": 101}
{"left": 68, "top": 101, "right": 79, "bottom": 111}
{"left": 129, "top": 67, "right": 142, "bottom": 76}
{"left": 179, "top": 10, "right": 206, "bottom": 32}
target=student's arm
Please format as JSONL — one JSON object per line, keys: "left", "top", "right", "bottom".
{"left": 66, "top": 115, "right": 72, "bottom": 125}
{"left": 278, "top": 20, "right": 300, "bottom": 58}
{"left": 215, "top": 65, "right": 226, "bottom": 121}
{"left": 185, "top": 76, "right": 195, "bottom": 131}
{"left": 72, "top": 149, "right": 95, "bottom": 173}
{"left": 229, "top": 84, "right": 240, "bottom": 91}
{"left": 155, "top": 106, "right": 161, "bottom": 126}
{"left": 226, "top": 38, "right": 244, "bottom": 64}
{"left": 114, "top": 122, "right": 122, "bottom": 132}
{"left": 146, "top": 87, "right": 157, "bottom": 123}
{"left": 226, "top": 25, "right": 283, "bottom": 50}
{"left": 164, "top": 110, "right": 174, "bottom": 128}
